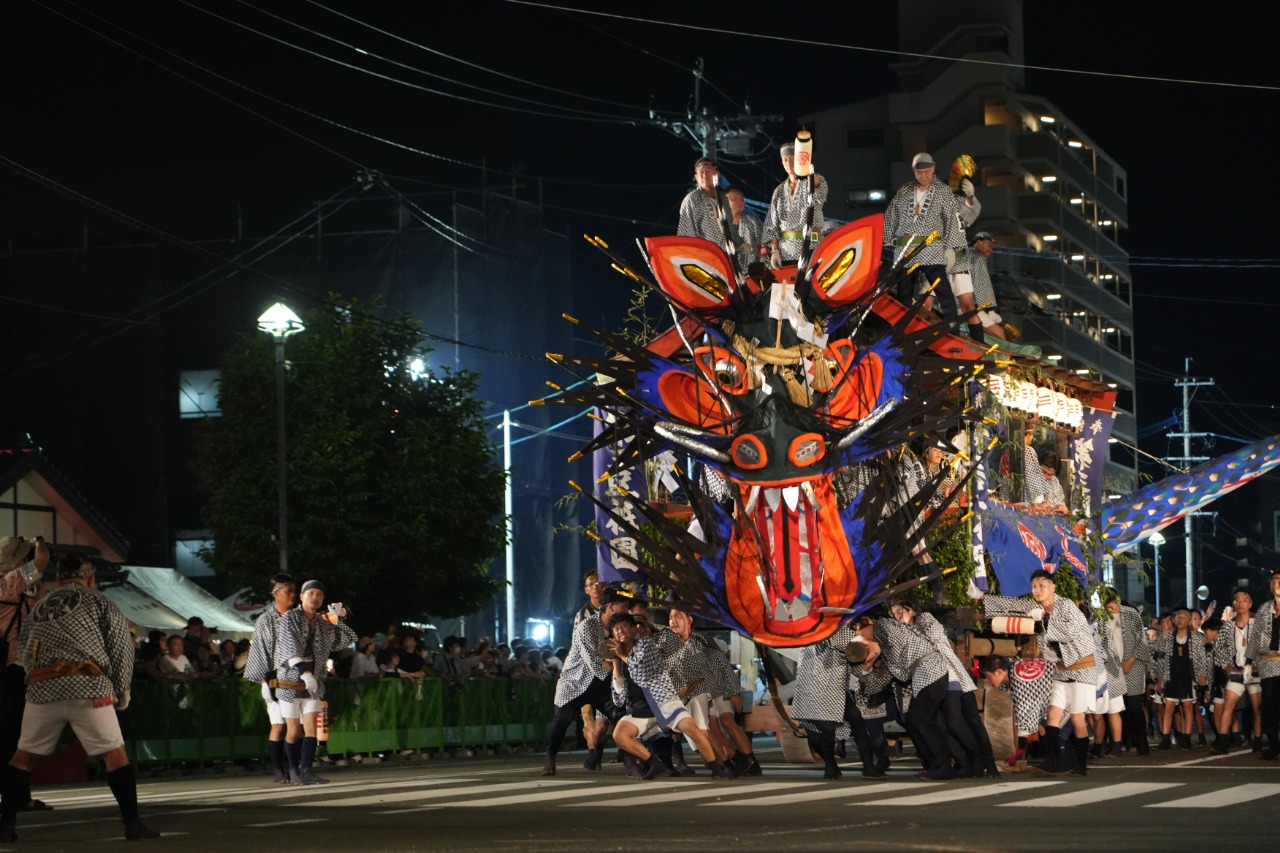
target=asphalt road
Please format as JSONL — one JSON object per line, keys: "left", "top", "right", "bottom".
{"left": 4, "top": 744, "right": 1277, "bottom": 852}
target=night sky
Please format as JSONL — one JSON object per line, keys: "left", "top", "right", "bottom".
{"left": 4, "top": 1, "right": 1278, "bottom": 590}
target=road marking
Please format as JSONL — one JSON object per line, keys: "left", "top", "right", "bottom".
{"left": 850, "top": 781, "right": 1064, "bottom": 807}
{"left": 705, "top": 781, "right": 928, "bottom": 807}
{"left": 1146, "top": 783, "right": 1280, "bottom": 809}
{"left": 562, "top": 781, "right": 782, "bottom": 807}
{"left": 997, "top": 782, "right": 1182, "bottom": 808}
{"left": 308, "top": 780, "right": 579, "bottom": 809}
{"left": 212, "top": 776, "right": 475, "bottom": 806}
{"left": 244, "top": 818, "right": 329, "bottom": 827}
{"left": 1163, "top": 752, "right": 1235, "bottom": 768}
{"left": 447, "top": 782, "right": 650, "bottom": 808}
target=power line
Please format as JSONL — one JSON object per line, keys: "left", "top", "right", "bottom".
{"left": 300, "top": 0, "right": 676, "bottom": 116}
{"left": 175, "top": 0, "right": 644, "bottom": 124}
{"left": 505, "top": 0, "right": 1280, "bottom": 92}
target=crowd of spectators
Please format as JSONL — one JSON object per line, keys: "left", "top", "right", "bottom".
{"left": 130, "top": 616, "right": 569, "bottom": 688}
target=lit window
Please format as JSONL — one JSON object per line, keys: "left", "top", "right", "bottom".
{"left": 1043, "top": 235, "right": 1059, "bottom": 242}
{"left": 1041, "top": 175, "right": 1058, "bottom": 183}
{"left": 179, "top": 370, "right": 221, "bottom": 420}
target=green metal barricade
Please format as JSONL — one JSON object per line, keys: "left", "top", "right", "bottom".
{"left": 122, "top": 675, "right": 556, "bottom": 764}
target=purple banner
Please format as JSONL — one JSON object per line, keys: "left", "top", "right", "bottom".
{"left": 1071, "top": 408, "right": 1116, "bottom": 516}
{"left": 592, "top": 408, "right": 646, "bottom": 582}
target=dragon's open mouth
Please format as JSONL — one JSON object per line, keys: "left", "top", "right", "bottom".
{"left": 724, "top": 477, "right": 856, "bottom": 643}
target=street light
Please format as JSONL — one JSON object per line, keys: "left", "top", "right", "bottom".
{"left": 257, "top": 302, "right": 305, "bottom": 574}
{"left": 1149, "top": 531, "right": 1166, "bottom": 615}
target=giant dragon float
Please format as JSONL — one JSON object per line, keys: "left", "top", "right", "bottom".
{"left": 540, "top": 152, "right": 1280, "bottom": 655}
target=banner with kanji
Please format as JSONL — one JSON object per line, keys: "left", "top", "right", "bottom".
{"left": 592, "top": 408, "right": 646, "bottom": 582}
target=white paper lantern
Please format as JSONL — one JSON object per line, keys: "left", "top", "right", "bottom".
{"left": 1037, "top": 385, "right": 1056, "bottom": 420}
{"left": 1067, "top": 398, "right": 1084, "bottom": 431}
{"left": 1055, "top": 390, "right": 1071, "bottom": 426}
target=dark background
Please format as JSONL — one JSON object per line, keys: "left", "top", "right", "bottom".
{"left": 2, "top": 0, "right": 1277, "bottom": 613}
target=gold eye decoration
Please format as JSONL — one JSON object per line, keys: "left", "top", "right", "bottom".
{"left": 816, "top": 248, "right": 857, "bottom": 293}
{"left": 680, "top": 263, "right": 729, "bottom": 299}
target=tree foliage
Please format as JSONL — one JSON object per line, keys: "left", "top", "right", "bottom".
{"left": 195, "top": 296, "right": 506, "bottom": 631}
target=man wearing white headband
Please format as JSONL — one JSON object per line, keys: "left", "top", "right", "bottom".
{"left": 274, "top": 579, "right": 355, "bottom": 785}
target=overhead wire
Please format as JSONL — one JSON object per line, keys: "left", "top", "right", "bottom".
{"left": 506, "top": 0, "right": 1280, "bottom": 92}
{"left": 45, "top": 0, "right": 677, "bottom": 196}
{"left": 300, "top": 0, "right": 677, "bottom": 116}
{"left": 175, "top": 0, "right": 645, "bottom": 124}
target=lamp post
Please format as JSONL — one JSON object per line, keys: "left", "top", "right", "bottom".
{"left": 257, "top": 302, "right": 305, "bottom": 574}
{"left": 1149, "top": 531, "right": 1166, "bottom": 615}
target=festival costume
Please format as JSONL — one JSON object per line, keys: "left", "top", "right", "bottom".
{"left": 274, "top": 607, "right": 356, "bottom": 785}
{"left": 947, "top": 246, "right": 1002, "bottom": 328}
{"left": 0, "top": 581, "right": 155, "bottom": 841}
{"left": 883, "top": 177, "right": 965, "bottom": 314}
{"left": 1245, "top": 601, "right": 1280, "bottom": 758}
{"left": 984, "top": 593, "right": 1094, "bottom": 775}
{"left": 543, "top": 612, "right": 609, "bottom": 774}
{"left": 729, "top": 214, "right": 763, "bottom": 275}
{"left": 243, "top": 606, "right": 290, "bottom": 782}
{"left": 677, "top": 189, "right": 730, "bottom": 250}
{"left": 791, "top": 625, "right": 873, "bottom": 778}
{"left": 916, "top": 613, "right": 997, "bottom": 777}
{"left": 0, "top": 561, "right": 40, "bottom": 813}
{"left": 872, "top": 617, "right": 953, "bottom": 777}
{"left": 763, "top": 175, "right": 827, "bottom": 262}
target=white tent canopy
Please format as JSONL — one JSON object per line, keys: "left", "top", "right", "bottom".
{"left": 117, "top": 565, "right": 257, "bottom": 637}
{"left": 101, "top": 584, "right": 188, "bottom": 634}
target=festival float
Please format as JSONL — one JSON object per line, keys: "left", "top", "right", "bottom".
{"left": 536, "top": 138, "right": 1280, "bottom": 759}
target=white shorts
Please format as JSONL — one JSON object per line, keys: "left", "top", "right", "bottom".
{"left": 687, "top": 693, "right": 713, "bottom": 730}
{"left": 19, "top": 699, "right": 123, "bottom": 757}
{"left": 617, "top": 715, "right": 660, "bottom": 740}
{"left": 265, "top": 696, "right": 284, "bottom": 725}
{"left": 710, "top": 695, "right": 734, "bottom": 717}
{"left": 280, "top": 697, "right": 324, "bottom": 718}
{"left": 1163, "top": 694, "right": 1195, "bottom": 705}
{"left": 948, "top": 271, "right": 974, "bottom": 297}
{"left": 1225, "top": 680, "right": 1262, "bottom": 698}
{"left": 1049, "top": 680, "right": 1095, "bottom": 715}
{"left": 1102, "top": 694, "right": 1125, "bottom": 715}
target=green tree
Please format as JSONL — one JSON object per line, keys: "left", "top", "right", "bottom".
{"left": 195, "top": 296, "right": 506, "bottom": 630}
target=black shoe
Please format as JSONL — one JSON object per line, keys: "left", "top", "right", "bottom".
{"left": 641, "top": 757, "right": 670, "bottom": 780}
{"left": 708, "top": 760, "right": 735, "bottom": 780}
{"left": 744, "top": 758, "right": 763, "bottom": 777}
{"left": 731, "top": 752, "right": 751, "bottom": 776}
{"left": 540, "top": 759, "right": 556, "bottom": 777}
{"left": 674, "top": 762, "right": 695, "bottom": 776}
{"left": 920, "top": 766, "right": 956, "bottom": 781}
{"left": 1197, "top": 733, "right": 1207, "bottom": 746}
{"left": 125, "top": 819, "right": 161, "bottom": 841}
{"left": 583, "top": 753, "right": 601, "bottom": 771}
{"left": 1156, "top": 734, "right": 1172, "bottom": 751}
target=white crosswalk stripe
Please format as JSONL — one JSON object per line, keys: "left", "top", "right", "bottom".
{"left": 447, "top": 782, "right": 648, "bottom": 808}
{"left": 566, "top": 781, "right": 793, "bottom": 807}
{"left": 997, "top": 782, "right": 1182, "bottom": 808}
{"left": 303, "top": 780, "right": 578, "bottom": 810}
{"left": 704, "top": 781, "right": 929, "bottom": 807}
{"left": 849, "top": 781, "right": 1064, "bottom": 807}
{"left": 1145, "top": 783, "right": 1280, "bottom": 809}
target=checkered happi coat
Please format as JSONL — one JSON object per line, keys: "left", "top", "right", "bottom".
{"left": 274, "top": 608, "right": 357, "bottom": 703}
{"left": 19, "top": 584, "right": 133, "bottom": 705}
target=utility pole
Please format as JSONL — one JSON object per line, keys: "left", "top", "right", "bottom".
{"left": 1167, "top": 357, "right": 1214, "bottom": 608}
{"left": 647, "top": 58, "right": 781, "bottom": 162}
